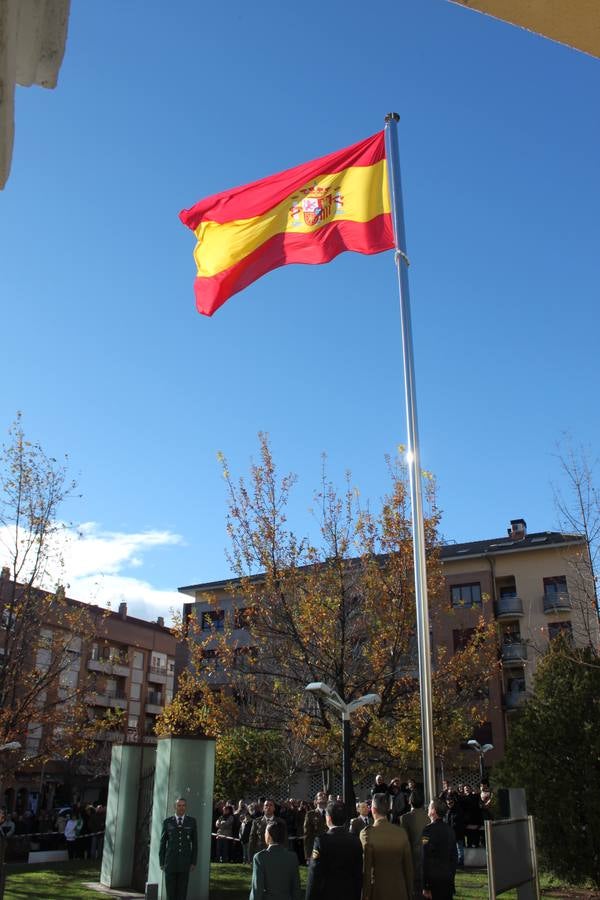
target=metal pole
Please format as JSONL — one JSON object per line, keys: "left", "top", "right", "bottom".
{"left": 342, "top": 712, "right": 356, "bottom": 820}
{"left": 384, "top": 112, "right": 436, "bottom": 803}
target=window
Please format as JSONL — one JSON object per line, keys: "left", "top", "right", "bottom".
{"left": 499, "top": 586, "right": 517, "bottom": 599}
{"left": 473, "top": 721, "right": 493, "bottom": 745}
{"left": 201, "top": 610, "right": 225, "bottom": 631}
{"left": 501, "top": 623, "right": 521, "bottom": 644}
{"left": 453, "top": 628, "right": 476, "bottom": 652}
{"left": 232, "top": 646, "right": 257, "bottom": 667}
{"left": 548, "top": 621, "right": 573, "bottom": 642}
{"left": 507, "top": 676, "right": 526, "bottom": 693}
{"left": 451, "top": 583, "right": 482, "bottom": 608}
{"left": 544, "top": 576, "right": 567, "bottom": 596}
{"left": 1, "top": 608, "right": 14, "bottom": 630}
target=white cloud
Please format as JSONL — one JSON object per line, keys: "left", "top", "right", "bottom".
{"left": 0, "top": 522, "right": 185, "bottom": 624}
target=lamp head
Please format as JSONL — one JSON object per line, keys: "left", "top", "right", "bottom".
{"left": 347, "top": 694, "right": 381, "bottom": 712}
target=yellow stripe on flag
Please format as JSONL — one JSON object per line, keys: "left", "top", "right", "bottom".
{"left": 192, "top": 159, "right": 390, "bottom": 279}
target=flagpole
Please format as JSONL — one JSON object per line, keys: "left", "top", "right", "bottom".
{"left": 384, "top": 112, "right": 436, "bottom": 803}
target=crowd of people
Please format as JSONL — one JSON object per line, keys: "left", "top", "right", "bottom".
{"left": 0, "top": 802, "right": 106, "bottom": 861}
{"left": 210, "top": 776, "right": 495, "bottom": 868}
{"left": 202, "top": 776, "right": 497, "bottom": 900}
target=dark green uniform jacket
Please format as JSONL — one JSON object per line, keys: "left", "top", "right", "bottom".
{"left": 249, "top": 844, "right": 302, "bottom": 900}
{"left": 159, "top": 815, "right": 198, "bottom": 872}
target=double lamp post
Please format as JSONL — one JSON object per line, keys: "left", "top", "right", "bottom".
{"left": 305, "top": 682, "right": 381, "bottom": 819}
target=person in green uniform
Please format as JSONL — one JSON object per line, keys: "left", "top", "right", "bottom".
{"left": 159, "top": 797, "right": 198, "bottom": 900}
{"left": 249, "top": 820, "right": 302, "bottom": 900}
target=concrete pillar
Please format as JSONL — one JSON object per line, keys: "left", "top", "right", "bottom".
{"left": 147, "top": 736, "right": 215, "bottom": 900}
{"left": 100, "top": 743, "right": 156, "bottom": 888}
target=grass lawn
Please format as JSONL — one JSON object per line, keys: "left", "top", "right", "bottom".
{"left": 3, "top": 860, "right": 598, "bottom": 900}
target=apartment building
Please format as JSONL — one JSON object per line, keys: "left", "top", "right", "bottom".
{"left": 178, "top": 517, "right": 599, "bottom": 775}
{"left": 439, "top": 518, "right": 599, "bottom": 766}
{"left": 0, "top": 571, "right": 176, "bottom": 812}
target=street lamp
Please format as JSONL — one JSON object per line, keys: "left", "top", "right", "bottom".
{"left": 305, "top": 682, "right": 381, "bottom": 818}
{"left": 467, "top": 739, "right": 493, "bottom": 782}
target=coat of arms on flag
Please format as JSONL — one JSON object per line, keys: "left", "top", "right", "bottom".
{"left": 289, "top": 186, "right": 344, "bottom": 228}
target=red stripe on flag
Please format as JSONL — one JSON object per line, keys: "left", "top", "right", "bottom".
{"left": 192, "top": 213, "right": 394, "bottom": 316}
{"left": 180, "top": 132, "right": 386, "bottom": 230}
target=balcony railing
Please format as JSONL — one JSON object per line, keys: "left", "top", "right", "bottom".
{"left": 146, "top": 692, "right": 163, "bottom": 706}
{"left": 149, "top": 665, "right": 167, "bottom": 676}
{"left": 501, "top": 642, "right": 527, "bottom": 665}
{"left": 504, "top": 689, "right": 527, "bottom": 710}
{"left": 543, "top": 592, "right": 572, "bottom": 613}
{"left": 88, "top": 657, "right": 130, "bottom": 676}
{"left": 495, "top": 595, "right": 524, "bottom": 618}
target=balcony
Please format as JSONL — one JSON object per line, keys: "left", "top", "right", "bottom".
{"left": 504, "top": 689, "right": 527, "bottom": 711}
{"left": 495, "top": 595, "right": 524, "bottom": 619}
{"left": 87, "top": 657, "right": 130, "bottom": 678}
{"left": 501, "top": 642, "right": 527, "bottom": 666}
{"left": 543, "top": 592, "right": 572, "bottom": 613}
{"left": 85, "top": 690, "right": 128, "bottom": 709}
{"left": 147, "top": 665, "right": 168, "bottom": 685}
{"left": 95, "top": 730, "right": 124, "bottom": 742}
{"left": 145, "top": 691, "right": 163, "bottom": 714}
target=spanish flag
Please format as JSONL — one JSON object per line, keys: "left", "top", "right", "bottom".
{"left": 179, "top": 131, "right": 394, "bottom": 316}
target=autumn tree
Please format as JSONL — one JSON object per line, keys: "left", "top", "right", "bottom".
{"left": 0, "top": 416, "right": 111, "bottom": 787}
{"left": 168, "top": 435, "right": 497, "bottom": 795}
{"left": 552, "top": 438, "right": 600, "bottom": 652}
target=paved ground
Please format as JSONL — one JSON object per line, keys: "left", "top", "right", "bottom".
{"left": 82, "top": 883, "right": 145, "bottom": 899}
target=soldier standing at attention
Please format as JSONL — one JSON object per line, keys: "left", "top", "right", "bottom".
{"left": 159, "top": 797, "right": 198, "bottom": 900}
{"left": 361, "top": 792, "right": 413, "bottom": 900}
{"left": 303, "top": 791, "right": 328, "bottom": 862}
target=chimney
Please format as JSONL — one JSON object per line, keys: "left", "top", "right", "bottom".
{"left": 157, "top": 616, "right": 165, "bottom": 628}
{"left": 55, "top": 585, "right": 66, "bottom": 601}
{"left": 508, "top": 518, "right": 527, "bottom": 540}
{"left": 1, "top": 567, "right": 10, "bottom": 582}
{"left": 118, "top": 602, "right": 127, "bottom": 619}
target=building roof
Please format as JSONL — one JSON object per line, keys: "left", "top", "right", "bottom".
{"left": 179, "top": 530, "right": 586, "bottom": 595}
{"left": 440, "top": 530, "right": 584, "bottom": 561}
{"left": 447, "top": 0, "right": 600, "bottom": 59}
{"left": 0, "top": 572, "right": 172, "bottom": 634}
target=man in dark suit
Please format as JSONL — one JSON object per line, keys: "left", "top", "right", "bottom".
{"left": 306, "top": 800, "right": 362, "bottom": 900}
{"left": 159, "top": 797, "right": 198, "bottom": 900}
{"left": 349, "top": 801, "right": 373, "bottom": 836}
{"left": 422, "top": 799, "right": 456, "bottom": 900}
{"left": 250, "top": 820, "right": 302, "bottom": 900}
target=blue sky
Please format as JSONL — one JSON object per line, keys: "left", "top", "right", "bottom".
{"left": 1, "top": 0, "right": 599, "bottom": 620}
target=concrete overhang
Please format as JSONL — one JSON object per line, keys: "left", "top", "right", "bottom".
{"left": 0, "top": 0, "right": 71, "bottom": 189}
{"left": 447, "top": 0, "right": 600, "bottom": 59}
